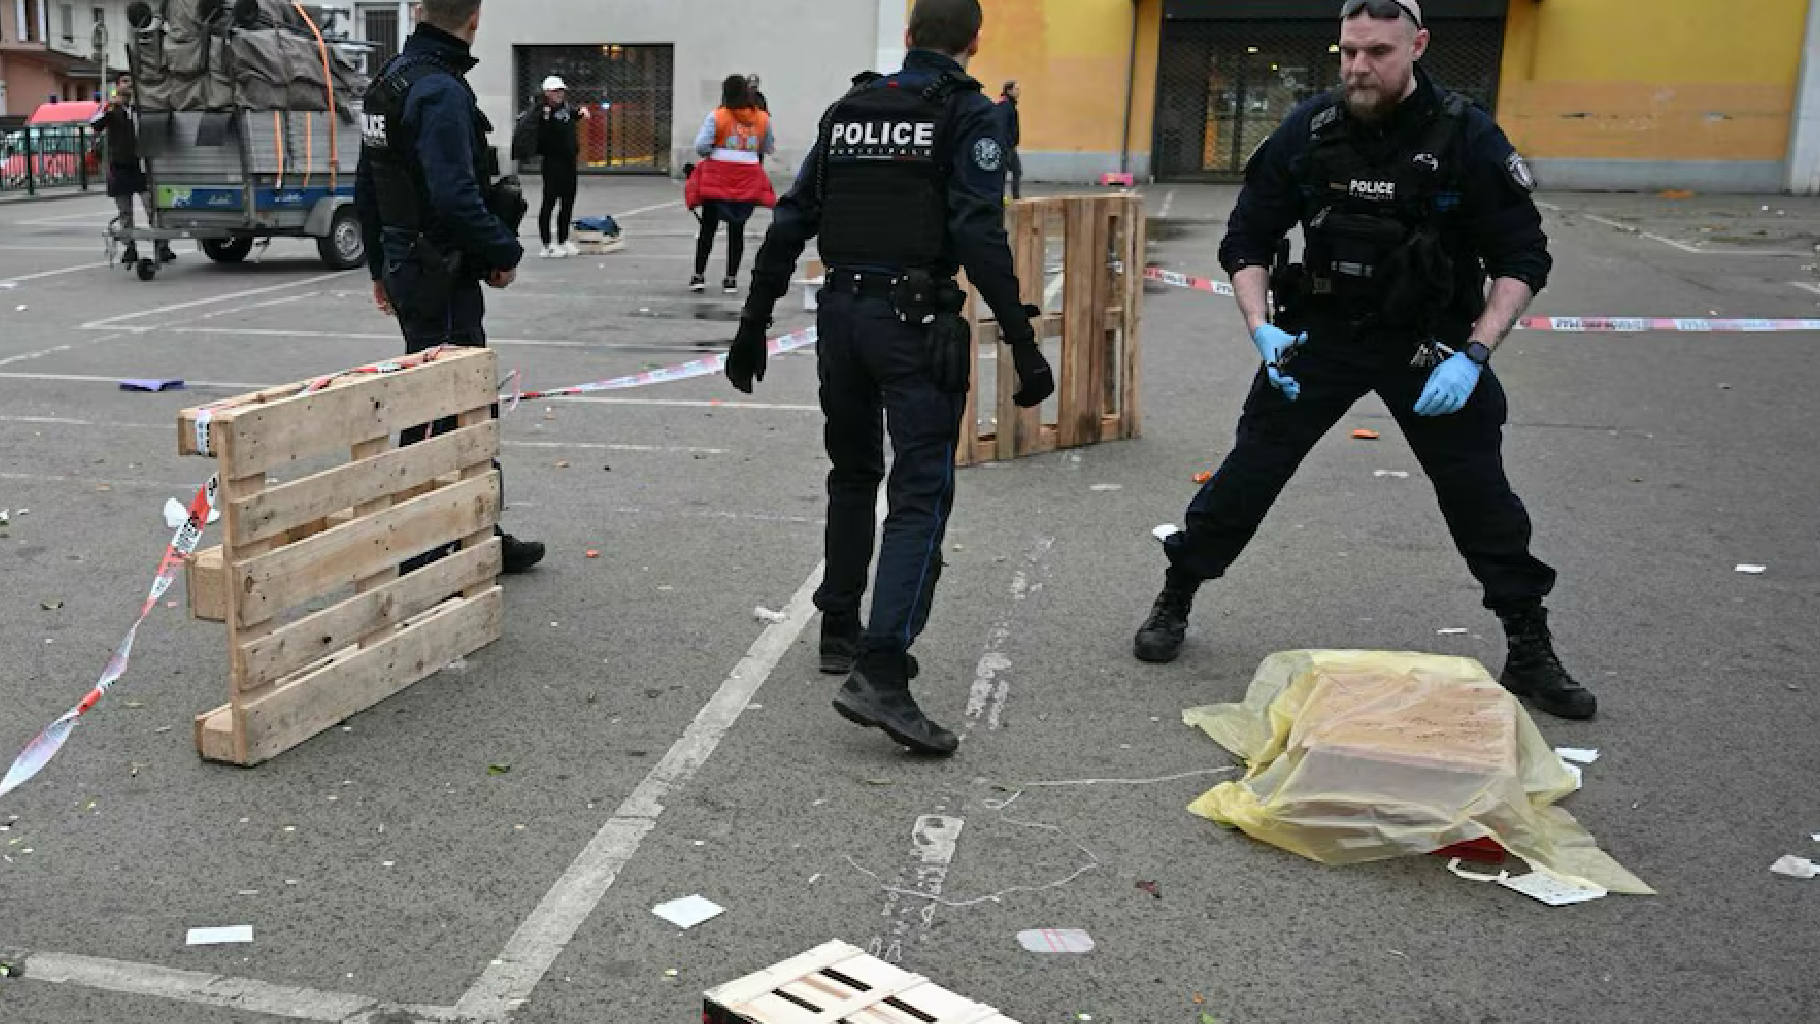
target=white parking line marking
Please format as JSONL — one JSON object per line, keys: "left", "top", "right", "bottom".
{"left": 453, "top": 562, "right": 824, "bottom": 1021}
{"left": 79, "top": 270, "right": 356, "bottom": 329}
{"left": 0, "top": 261, "right": 111, "bottom": 287}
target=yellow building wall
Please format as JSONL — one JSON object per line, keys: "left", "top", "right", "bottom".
{"left": 958, "top": 0, "right": 1162, "bottom": 162}
{"left": 1498, "top": 0, "right": 1809, "bottom": 162}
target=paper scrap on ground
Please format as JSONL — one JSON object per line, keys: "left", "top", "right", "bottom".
{"left": 1436, "top": 627, "right": 1469, "bottom": 635}
{"left": 1090, "top": 483, "right": 1123, "bottom": 492}
{"left": 119, "top": 379, "right": 185, "bottom": 392}
{"left": 1017, "top": 928, "right": 1095, "bottom": 953}
{"left": 1736, "top": 564, "right": 1767, "bottom": 574}
{"left": 1152, "top": 524, "right": 1181, "bottom": 542}
{"left": 186, "top": 925, "right": 253, "bottom": 945}
{"left": 1556, "top": 747, "right": 1600, "bottom": 765}
{"left": 164, "top": 498, "right": 220, "bottom": 528}
{"left": 652, "top": 894, "right": 725, "bottom": 929}
{"left": 1374, "top": 470, "right": 1410, "bottom": 479}
{"left": 752, "top": 606, "right": 787, "bottom": 624}
{"left": 1501, "top": 871, "right": 1608, "bottom": 906}
{"left": 1771, "top": 855, "right": 1819, "bottom": 879}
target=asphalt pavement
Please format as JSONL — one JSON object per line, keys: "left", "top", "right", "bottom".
{"left": 0, "top": 177, "right": 1815, "bottom": 1024}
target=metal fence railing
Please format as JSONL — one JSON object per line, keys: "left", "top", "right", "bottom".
{"left": 0, "top": 125, "right": 100, "bottom": 197}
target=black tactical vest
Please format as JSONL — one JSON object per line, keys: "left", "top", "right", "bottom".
{"left": 359, "top": 53, "right": 496, "bottom": 234}
{"left": 1296, "top": 89, "right": 1481, "bottom": 333}
{"left": 816, "top": 70, "right": 980, "bottom": 270}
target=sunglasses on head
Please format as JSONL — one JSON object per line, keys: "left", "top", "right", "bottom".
{"left": 1340, "top": 0, "right": 1423, "bottom": 28}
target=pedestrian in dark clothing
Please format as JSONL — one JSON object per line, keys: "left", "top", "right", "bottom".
{"left": 997, "top": 80, "right": 1022, "bottom": 200}
{"left": 1132, "top": 0, "right": 1594, "bottom": 722}
{"left": 354, "top": 0, "right": 544, "bottom": 574}
{"left": 91, "top": 72, "right": 174, "bottom": 265}
{"left": 726, "top": 0, "right": 1054, "bottom": 757}
{"left": 528, "top": 74, "right": 588, "bottom": 257}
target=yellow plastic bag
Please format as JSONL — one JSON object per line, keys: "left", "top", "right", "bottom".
{"left": 1184, "top": 650, "right": 1653, "bottom": 895}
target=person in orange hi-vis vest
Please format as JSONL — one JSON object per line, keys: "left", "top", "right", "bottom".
{"left": 685, "top": 74, "right": 778, "bottom": 294}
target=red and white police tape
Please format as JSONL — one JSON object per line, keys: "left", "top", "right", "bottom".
{"left": 0, "top": 476, "right": 219, "bottom": 799}
{"left": 512, "top": 326, "right": 817, "bottom": 400}
{"left": 1140, "top": 265, "right": 1820, "bottom": 332}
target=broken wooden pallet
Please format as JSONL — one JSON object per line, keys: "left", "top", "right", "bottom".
{"left": 705, "top": 940, "right": 1020, "bottom": 1024}
{"left": 957, "top": 192, "right": 1145, "bottom": 466}
{"left": 175, "top": 347, "right": 503, "bottom": 767}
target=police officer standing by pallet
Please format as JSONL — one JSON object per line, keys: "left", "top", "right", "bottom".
{"left": 1132, "top": 0, "right": 1597, "bottom": 721}
{"left": 728, "top": 0, "right": 1054, "bottom": 757}
{"left": 355, "top": 0, "right": 544, "bottom": 574}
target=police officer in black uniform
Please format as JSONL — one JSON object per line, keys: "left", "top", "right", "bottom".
{"left": 355, "top": 0, "right": 544, "bottom": 574}
{"left": 728, "top": 0, "right": 1055, "bottom": 757}
{"left": 1133, "top": 0, "right": 1596, "bottom": 721}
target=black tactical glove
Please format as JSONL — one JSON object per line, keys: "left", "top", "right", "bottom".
{"left": 726, "top": 314, "right": 769, "bottom": 394}
{"left": 1009, "top": 341, "right": 1054, "bottom": 409}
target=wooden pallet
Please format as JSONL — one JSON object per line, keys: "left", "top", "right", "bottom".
{"left": 956, "top": 192, "right": 1145, "bottom": 467}
{"left": 175, "top": 347, "right": 504, "bottom": 767}
{"left": 705, "top": 940, "right": 1020, "bottom": 1024}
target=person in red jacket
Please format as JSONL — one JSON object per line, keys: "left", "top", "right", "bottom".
{"left": 685, "top": 75, "right": 777, "bottom": 293}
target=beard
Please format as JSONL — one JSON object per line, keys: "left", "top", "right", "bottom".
{"left": 1344, "top": 73, "right": 1410, "bottom": 123}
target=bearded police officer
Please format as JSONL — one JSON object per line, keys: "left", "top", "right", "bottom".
{"left": 355, "top": 0, "right": 544, "bottom": 574}
{"left": 1133, "top": 0, "right": 1596, "bottom": 721}
{"left": 728, "top": 0, "right": 1055, "bottom": 757}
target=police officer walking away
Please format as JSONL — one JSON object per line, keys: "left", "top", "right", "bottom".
{"left": 728, "top": 0, "right": 1055, "bottom": 756}
{"left": 1132, "top": 0, "right": 1596, "bottom": 721}
{"left": 355, "top": 0, "right": 545, "bottom": 574}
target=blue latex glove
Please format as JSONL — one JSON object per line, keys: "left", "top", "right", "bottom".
{"left": 1414, "top": 351, "right": 1484, "bottom": 417}
{"left": 1251, "top": 324, "right": 1307, "bottom": 401}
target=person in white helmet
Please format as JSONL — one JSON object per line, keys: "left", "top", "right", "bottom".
{"left": 526, "top": 74, "right": 589, "bottom": 257}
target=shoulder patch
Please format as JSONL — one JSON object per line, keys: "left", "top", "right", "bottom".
{"left": 1310, "top": 104, "right": 1341, "bottom": 133}
{"left": 973, "top": 136, "right": 1004, "bottom": 172}
{"left": 1505, "top": 150, "right": 1536, "bottom": 193}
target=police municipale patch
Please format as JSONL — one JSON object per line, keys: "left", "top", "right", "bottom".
{"left": 1506, "top": 151, "right": 1536, "bottom": 193}
{"left": 973, "top": 137, "right": 1004, "bottom": 172}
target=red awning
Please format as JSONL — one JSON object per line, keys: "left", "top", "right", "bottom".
{"left": 28, "top": 100, "right": 105, "bottom": 125}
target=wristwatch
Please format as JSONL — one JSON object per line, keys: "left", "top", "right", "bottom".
{"left": 1463, "top": 341, "right": 1493, "bottom": 366}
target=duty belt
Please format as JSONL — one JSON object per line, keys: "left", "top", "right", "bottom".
{"left": 823, "top": 269, "right": 903, "bottom": 299}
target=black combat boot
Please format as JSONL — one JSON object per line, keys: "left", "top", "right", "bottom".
{"left": 820, "top": 611, "right": 862, "bottom": 675}
{"left": 1133, "top": 576, "right": 1198, "bottom": 663}
{"left": 500, "top": 533, "right": 546, "bottom": 574}
{"left": 156, "top": 241, "right": 178, "bottom": 262}
{"left": 1498, "top": 605, "right": 1597, "bottom": 720}
{"left": 833, "top": 650, "right": 958, "bottom": 757}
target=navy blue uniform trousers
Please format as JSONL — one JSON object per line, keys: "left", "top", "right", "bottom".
{"left": 1164, "top": 340, "right": 1556, "bottom": 613}
{"left": 813, "top": 289, "right": 966, "bottom": 655}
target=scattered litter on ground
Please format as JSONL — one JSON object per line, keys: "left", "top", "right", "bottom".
{"left": 807, "top": 873, "right": 822, "bottom": 885}
{"left": 1374, "top": 470, "right": 1410, "bottom": 479}
{"left": 1136, "top": 879, "right": 1162, "bottom": 899}
{"left": 487, "top": 763, "right": 511, "bottom": 775}
{"left": 0, "top": 960, "right": 21, "bottom": 977}
{"left": 1736, "top": 563, "right": 1767, "bottom": 574}
{"left": 40, "top": 600, "right": 62, "bottom": 611}
{"left": 236, "top": 889, "right": 259, "bottom": 896}
{"left": 1153, "top": 523, "right": 1181, "bottom": 542}
{"left": 664, "top": 969, "right": 679, "bottom": 978}
{"left": 1556, "top": 747, "right": 1600, "bottom": 765}
{"left": 1017, "top": 928, "right": 1095, "bottom": 953}
{"left": 1436, "top": 627, "right": 1469, "bottom": 635}
{"left": 443, "top": 658, "right": 468, "bottom": 675}
{"left": 653, "top": 894, "right": 725, "bottom": 929}
{"left": 1718, "top": 383, "right": 1732, "bottom": 390}
{"left": 753, "top": 606, "right": 788, "bottom": 624}
{"left": 119, "top": 379, "right": 185, "bottom": 392}
{"left": 586, "top": 549, "right": 600, "bottom": 558}
{"left": 1090, "top": 483, "right": 1123, "bottom": 492}
{"left": 1185, "top": 650, "right": 1653, "bottom": 896}
{"left": 1192, "top": 470, "right": 1213, "bottom": 483}
{"left": 1201, "top": 1014, "right": 1224, "bottom": 1024}
{"left": 1771, "top": 855, "right": 1819, "bottom": 879}
{"left": 555, "top": 460, "right": 571, "bottom": 469}
{"left": 1351, "top": 429, "right": 1380, "bottom": 440}
{"left": 186, "top": 925, "right": 253, "bottom": 946}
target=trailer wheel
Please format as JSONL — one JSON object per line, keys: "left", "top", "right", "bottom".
{"left": 202, "top": 238, "right": 255, "bottom": 263}
{"left": 317, "top": 207, "right": 366, "bottom": 271}
{"left": 136, "top": 258, "right": 158, "bottom": 281}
